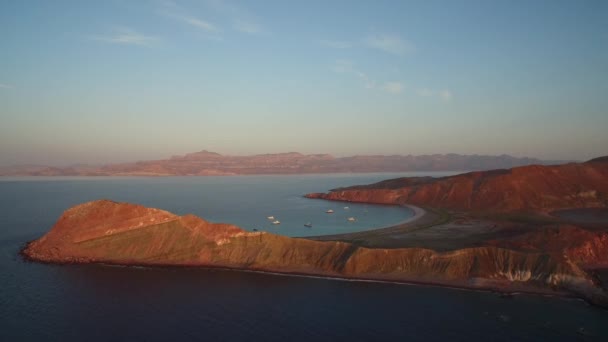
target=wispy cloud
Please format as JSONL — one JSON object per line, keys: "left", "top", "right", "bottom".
{"left": 92, "top": 28, "right": 159, "bottom": 47}
{"left": 332, "top": 60, "right": 450, "bottom": 98}
{"left": 160, "top": 1, "right": 265, "bottom": 37}
{"left": 331, "top": 60, "right": 453, "bottom": 99}
{"left": 364, "top": 33, "right": 414, "bottom": 56}
{"left": 439, "top": 89, "right": 453, "bottom": 101}
{"left": 417, "top": 88, "right": 454, "bottom": 101}
{"left": 417, "top": 88, "right": 433, "bottom": 97}
{"left": 0, "top": 83, "right": 14, "bottom": 89}
{"left": 332, "top": 61, "right": 407, "bottom": 95}
{"left": 179, "top": 15, "right": 220, "bottom": 32}
{"left": 320, "top": 32, "right": 414, "bottom": 57}
{"left": 319, "top": 40, "right": 352, "bottom": 49}
{"left": 204, "top": 0, "right": 266, "bottom": 35}
{"left": 158, "top": 0, "right": 223, "bottom": 41}
{"left": 332, "top": 60, "right": 375, "bottom": 89}
{"left": 159, "top": 3, "right": 220, "bottom": 32}
{"left": 234, "top": 19, "right": 261, "bottom": 34}
{"left": 382, "top": 82, "right": 404, "bottom": 94}
{"left": 331, "top": 59, "right": 355, "bottom": 73}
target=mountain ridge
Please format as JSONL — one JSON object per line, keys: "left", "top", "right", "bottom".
{"left": 305, "top": 157, "right": 608, "bottom": 212}
{"left": 0, "top": 150, "right": 571, "bottom": 176}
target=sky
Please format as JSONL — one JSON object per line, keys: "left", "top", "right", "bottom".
{"left": 1, "top": 0, "right": 607, "bottom": 166}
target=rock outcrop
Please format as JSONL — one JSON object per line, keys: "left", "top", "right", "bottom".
{"left": 23, "top": 200, "right": 608, "bottom": 307}
{"left": 486, "top": 225, "right": 608, "bottom": 268}
{"left": 306, "top": 157, "right": 608, "bottom": 212}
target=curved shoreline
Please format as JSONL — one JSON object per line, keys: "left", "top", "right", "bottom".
{"left": 372, "top": 204, "right": 426, "bottom": 230}
{"left": 21, "top": 198, "right": 608, "bottom": 309}
{"left": 303, "top": 204, "right": 442, "bottom": 244}
{"left": 21, "top": 238, "right": 603, "bottom": 309}
{"left": 22, "top": 246, "right": 573, "bottom": 301}
{"left": 128, "top": 262, "right": 576, "bottom": 301}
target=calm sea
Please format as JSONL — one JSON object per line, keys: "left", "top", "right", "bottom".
{"left": 1, "top": 174, "right": 607, "bottom": 341}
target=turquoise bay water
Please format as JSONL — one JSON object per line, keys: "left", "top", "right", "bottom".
{"left": 1, "top": 173, "right": 607, "bottom": 341}
{"left": 0, "top": 173, "right": 450, "bottom": 238}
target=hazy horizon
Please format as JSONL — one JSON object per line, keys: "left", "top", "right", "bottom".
{"left": 1, "top": 0, "right": 607, "bottom": 166}
{"left": 0, "top": 148, "right": 581, "bottom": 169}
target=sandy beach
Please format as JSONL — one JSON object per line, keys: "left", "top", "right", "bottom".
{"left": 304, "top": 204, "right": 446, "bottom": 247}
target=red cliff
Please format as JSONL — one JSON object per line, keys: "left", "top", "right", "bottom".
{"left": 22, "top": 200, "right": 608, "bottom": 307}
{"left": 306, "top": 157, "right": 608, "bottom": 212}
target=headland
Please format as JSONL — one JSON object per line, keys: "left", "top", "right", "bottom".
{"left": 22, "top": 157, "right": 608, "bottom": 307}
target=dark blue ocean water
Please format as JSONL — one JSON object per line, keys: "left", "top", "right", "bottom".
{"left": 1, "top": 174, "right": 607, "bottom": 341}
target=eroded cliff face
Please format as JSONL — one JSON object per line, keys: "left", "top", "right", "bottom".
{"left": 22, "top": 200, "right": 608, "bottom": 306}
{"left": 306, "top": 159, "right": 608, "bottom": 212}
{"left": 486, "top": 225, "right": 608, "bottom": 268}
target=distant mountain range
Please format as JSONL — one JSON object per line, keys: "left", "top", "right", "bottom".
{"left": 0, "top": 150, "right": 571, "bottom": 176}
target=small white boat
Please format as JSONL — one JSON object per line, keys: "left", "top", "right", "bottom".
{"left": 344, "top": 206, "right": 349, "bottom": 210}
{"left": 326, "top": 209, "right": 334, "bottom": 213}
{"left": 272, "top": 220, "right": 281, "bottom": 225}
{"left": 304, "top": 222, "right": 312, "bottom": 228}
{"left": 267, "top": 216, "right": 275, "bottom": 220}
{"left": 347, "top": 217, "right": 356, "bottom": 222}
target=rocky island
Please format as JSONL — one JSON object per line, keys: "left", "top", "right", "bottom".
{"left": 23, "top": 157, "right": 608, "bottom": 307}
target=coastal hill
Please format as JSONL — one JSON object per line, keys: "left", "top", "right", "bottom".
{"left": 22, "top": 199, "right": 608, "bottom": 307}
{"left": 306, "top": 157, "right": 608, "bottom": 212}
{"left": 1, "top": 150, "right": 563, "bottom": 176}
{"left": 22, "top": 157, "right": 608, "bottom": 307}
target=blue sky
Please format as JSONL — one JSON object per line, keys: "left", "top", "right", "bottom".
{"left": 1, "top": 0, "right": 607, "bottom": 166}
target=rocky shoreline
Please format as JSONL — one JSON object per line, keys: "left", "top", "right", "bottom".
{"left": 21, "top": 199, "right": 608, "bottom": 309}
{"left": 20, "top": 157, "right": 608, "bottom": 308}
